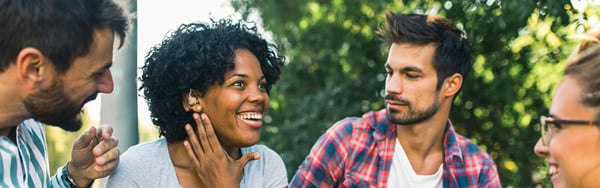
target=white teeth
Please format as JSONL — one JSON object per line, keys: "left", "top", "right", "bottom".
{"left": 549, "top": 166, "right": 558, "bottom": 176}
{"left": 239, "top": 113, "right": 262, "bottom": 120}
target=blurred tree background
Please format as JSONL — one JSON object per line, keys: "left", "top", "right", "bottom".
{"left": 231, "top": 0, "right": 600, "bottom": 187}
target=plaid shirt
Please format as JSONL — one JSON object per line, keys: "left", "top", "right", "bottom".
{"left": 290, "top": 110, "right": 501, "bottom": 188}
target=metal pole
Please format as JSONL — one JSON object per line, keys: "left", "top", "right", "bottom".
{"left": 98, "top": 0, "right": 138, "bottom": 186}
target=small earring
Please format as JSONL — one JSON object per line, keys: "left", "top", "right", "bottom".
{"left": 193, "top": 105, "right": 202, "bottom": 112}
{"left": 188, "top": 89, "right": 199, "bottom": 105}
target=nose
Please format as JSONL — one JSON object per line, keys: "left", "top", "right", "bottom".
{"left": 533, "top": 138, "right": 549, "bottom": 156}
{"left": 97, "top": 70, "right": 114, "bottom": 93}
{"left": 247, "top": 86, "right": 267, "bottom": 103}
{"left": 385, "top": 73, "right": 402, "bottom": 95}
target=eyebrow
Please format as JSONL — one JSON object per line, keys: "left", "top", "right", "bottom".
{"left": 99, "top": 61, "right": 113, "bottom": 71}
{"left": 228, "top": 73, "right": 266, "bottom": 81}
{"left": 384, "top": 64, "right": 423, "bottom": 73}
{"left": 400, "top": 66, "right": 423, "bottom": 73}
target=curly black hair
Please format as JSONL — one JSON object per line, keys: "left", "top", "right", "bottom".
{"left": 140, "top": 19, "right": 284, "bottom": 142}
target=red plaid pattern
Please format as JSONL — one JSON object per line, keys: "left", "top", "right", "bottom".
{"left": 290, "top": 109, "right": 501, "bottom": 188}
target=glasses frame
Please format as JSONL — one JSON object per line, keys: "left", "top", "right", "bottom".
{"left": 539, "top": 115, "right": 600, "bottom": 146}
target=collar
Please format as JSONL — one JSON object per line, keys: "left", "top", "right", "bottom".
{"left": 369, "top": 109, "right": 464, "bottom": 163}
{"left": 442, "top": 121, "right": 465, "bottom": 163}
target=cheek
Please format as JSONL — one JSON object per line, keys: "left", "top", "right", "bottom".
{"left": 551, "top": 129, "right": 600, "bottom": 174}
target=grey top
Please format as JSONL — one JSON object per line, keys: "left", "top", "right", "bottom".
{"left": 106, "top": 138, "right": 288, "bottom": 188}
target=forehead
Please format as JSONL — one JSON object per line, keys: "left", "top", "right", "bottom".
{"left": 550, "top": 76, "right": 597, "bottom": 119}
{"left": 68, "top": 28, "right": 115, "bottom": 71}
{"left": 385, "top": 43, "right": 436, "bottom": 71}
{"left": 227, "top": 49, "right": 263, "bottom": 76}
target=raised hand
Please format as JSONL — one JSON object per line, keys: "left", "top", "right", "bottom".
{"left": 68, "top": 125, "right": 120, "bottom": 187}
{"left": 183, "top": 113, "right": 260, "bottom": 188}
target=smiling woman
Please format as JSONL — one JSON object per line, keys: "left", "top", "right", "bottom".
{"left": 106, "top": 19, "right": 287, "bottom": 187}
{"left": 534, "top": 28, "right": 600, "bottom": 188}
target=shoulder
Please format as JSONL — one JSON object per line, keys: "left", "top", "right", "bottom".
{"left": 454, "top": 134, "right": 501, "bottom": 186}
{"left": 121, "top": 138, "right": 167, "bottom": 159}
{"left": 241, "top": 145, "right": 288, "bottom": 187}
{"left": 454, "top": 134, "right": 495, "bottom": 164}
{"left": 243, "top": 145, "right": 279, "bottom": 158}
{"left": 108, "top": 138, "right": 171, "bottom": 185}
{"left": 20, "top": 119, "right": 45, "bottom": 136}
{"left": 243, "top": 145, "right": 285, "bottom": 169}
{"left": 116, "top": 138, "right": 169, "bottom": 173}
{"left": 322, "top": 110, "right": 384, "bottom": 140}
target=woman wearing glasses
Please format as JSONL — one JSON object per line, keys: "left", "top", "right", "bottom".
{"left": 534, "top": 28, "right": 600, "bottom": 188}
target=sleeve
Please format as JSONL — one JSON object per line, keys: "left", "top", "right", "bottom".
{"left": 478, "top": 157, "right": 502, "bottom": 188}
{"left": 261, "top": 147, "right": 288, "bottom": 188}
{"left": 289, "top": 118, "right": 355, "bottom": 188}
{"left": 50, "top": 164, "right": 76, "bottom": 188}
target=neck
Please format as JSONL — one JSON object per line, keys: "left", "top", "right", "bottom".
{"left": 0, "top": 68, "right": 30, "bottom": 137}
{"left": 395, "top": 102, "right": 451, "bottom": 158}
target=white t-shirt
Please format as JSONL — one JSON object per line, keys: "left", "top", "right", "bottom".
{"left": 386, "top": 139, "right": 443, "bottom": 188}
{"left": 106, "top": 138, "right": 288, "bottom": 188}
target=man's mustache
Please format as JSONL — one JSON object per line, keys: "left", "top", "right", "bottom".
{"left": 384, "top": 94, "right": 410, "bottom": 105}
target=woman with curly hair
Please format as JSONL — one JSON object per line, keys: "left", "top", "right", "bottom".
{"left": 107, "top": 19, "right": 287, "bottom": 187}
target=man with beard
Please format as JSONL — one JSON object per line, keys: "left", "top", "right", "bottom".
{"left": 290, "top": 13, "right": 501, "bottom": 188}
{"left": 0, "top": 0, "right": 129, "bottom": 187}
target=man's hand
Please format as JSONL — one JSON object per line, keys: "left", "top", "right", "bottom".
{"left": 184, "top": 113, "right": 260, "bottom": 188}
{"left": 67, "top": 125, "right": 120, "bottom": 187}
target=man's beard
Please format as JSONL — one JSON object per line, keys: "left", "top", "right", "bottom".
{"left": 23, "top": 79, "right": 96, "bottom": 132}
{"left": 385, "top": 93, "right": 440, "bottom": 125}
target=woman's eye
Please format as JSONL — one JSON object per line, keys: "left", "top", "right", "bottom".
{"left": 553, "top": 122, "right": 563, "bottom": 130}
{"left": 258, "top": 82, "right": 267, "bottom": 90}
{"left": 233, "top": 81, "right": 245, "bottom": 87}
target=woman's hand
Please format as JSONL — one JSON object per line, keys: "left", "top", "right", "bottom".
{"left": 184, "top": 113, "right": 260, "bottom": 188}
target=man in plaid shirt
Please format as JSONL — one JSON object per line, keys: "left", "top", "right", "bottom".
{"left": 290, "top": 13, "right": 501, "bottom": 188}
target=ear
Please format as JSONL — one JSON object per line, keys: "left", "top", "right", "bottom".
{"left": 442, "top": 73, "right": 463, "bottom": 97}
{"left": 16, "top": 47, "right": 50, "bottom": 89}
{"left": 182, "top": 89, "right": 202, "bottom": 112}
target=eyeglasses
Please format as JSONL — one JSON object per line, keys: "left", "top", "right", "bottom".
{"left": 539, "top": 115, "right": 600, "bottom": 146}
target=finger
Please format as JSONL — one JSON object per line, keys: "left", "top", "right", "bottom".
{"left": 72, "top": 126, "right": 97, "bottom": 150}
{"left": 185, "top": 123, "right": 205, "bottom": 159}
{"left": 92, "top": 136, "right": 118, "bottom": 156}
{"left": 94, "top": 156, "right": 119, "bottom": 173}
{"left": 95, "top": 147, "right": 120, "bottom": 165}
{"left": 237, "top": 152, "right": 260, "bottom": 168}
{"left": 184, "top": 140, "right": 202, "bottom": 170}
{"left": 193, "top": 113, "right": 212, "bottom": 154}
{"left": 201, "top": 113, "right": 221, "bottom": 153}
{"left": 97, "top": 125, "right": 114, "bottom": 140}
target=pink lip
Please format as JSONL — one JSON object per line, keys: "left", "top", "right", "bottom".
{"left": 548, "top": 161, "right": 559, "bottom": 183}
{"left": 386, "top": 100, "right": 408, "bottom": 109}
{"left": 238, "top": 116, "right": 263, "bottom": 128}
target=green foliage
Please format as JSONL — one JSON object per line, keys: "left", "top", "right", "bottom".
{"left": 233, "top": 0, "right": 599, "bottom": 186}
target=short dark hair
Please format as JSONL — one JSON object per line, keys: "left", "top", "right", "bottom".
{"left": 380, "top": 13, "right": 472, "bottom": 89}
{"left": 565, "top": 46, "right": 600, "bottom": 121}
{"left": 0, "top": 0, "right": 129, "bottom": 73}
{"left": 140, "top": 19, "right": 284, "bottom": 142}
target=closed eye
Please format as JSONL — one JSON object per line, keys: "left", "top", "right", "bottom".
{"left": 406, "top": 73, "right": 420, "bottom": 79}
